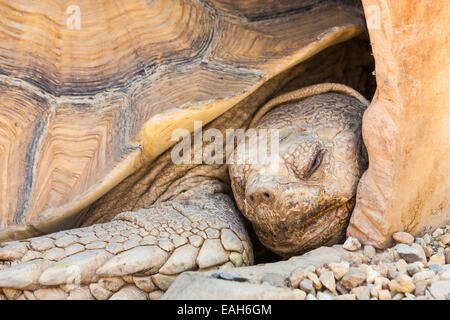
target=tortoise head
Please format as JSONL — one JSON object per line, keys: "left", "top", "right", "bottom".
{"left": 229, "top": 89, "right": 368, "bottom": 257}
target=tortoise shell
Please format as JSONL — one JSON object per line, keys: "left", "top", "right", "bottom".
{"left": 0, "top": 0, "right": 365, "bottom": 240}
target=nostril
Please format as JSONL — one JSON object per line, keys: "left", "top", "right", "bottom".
{"left": 249, "top": 195, "right": 255, "bottom": 204}
{"left": 263, "top": 192, "right": 271, "bottom": 200}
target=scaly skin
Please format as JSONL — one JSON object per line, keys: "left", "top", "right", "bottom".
{"left": 230, "top": 86, "right": 368, "bottom": 257}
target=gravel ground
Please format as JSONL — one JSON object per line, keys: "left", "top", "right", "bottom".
{"left": 288, "top": 225, "right": 450, "bottom": 300}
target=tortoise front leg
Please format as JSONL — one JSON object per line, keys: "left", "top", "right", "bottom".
{"left": 0, "top": 181, "right": 252, "bottom": 300}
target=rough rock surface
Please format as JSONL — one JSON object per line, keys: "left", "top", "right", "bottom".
{"left": 164, "top": 225, "right": 450, "bottom": 300}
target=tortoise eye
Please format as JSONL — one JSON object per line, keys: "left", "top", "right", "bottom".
{"left": 304, "top": 149, "right": 324, "bottom": 178}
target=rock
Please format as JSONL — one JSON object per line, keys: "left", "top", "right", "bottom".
{"left": 196, "top": 239, "right": 229, "bottom": 269}
{"left": 306, "top": 272, "right": 322, "bottom": 290}
{"left": 109, "top": 286, "right": 148, "bottom": 300}
{"left": 428, "top": 254, "right": 445, "bottom": 266}
{"left": 340, "top": 268, "right": 366, "bottom": 290}
{"left": 319, "top": 271, "right": 336, "bottom": 293}
{"left": 343, "top": 237, "right": 361, "bottom": 251}
{"left": 299, "top": 279, "right": 315, "bottom": 294}
{"left": 317, "top": 291, "right": 333, "bottom": 300}
{"left": 428, "top": 281, "right": 450, "bottom": 300}
{"left": 366, "top": 267, "right": 379, "bottom": 284}
{"left": 412, "top": 270, "right": 435, "bottom": 282}
{"left": 393, "top": 232, "right": 414, "bottom": 245}
{"left": 395, "top": 259, "right": 408, "bottom": 273}
{"left": 392, "top": 293, "right": 404, "bottom": 300}
{"left": 261, "top": 273, "right": 287, "bottom": 288}
{"left": 432, "top": 228, "right": 444, "bottom": 238}
{"left": 389, "top": 274, "right": 415, "bottom": 293}
{"left": 440, "top": 234, "right": 450, "bottom": 245}
{"left": 350, "top": 286, "right": 370, "bottom": 300}
{"left": 289, "top": 269, "right": 306, "bottom": 288}
{"left": 414, "top": 280, "right": 428, "bottom": 296}
{"left": 305, "top": 293, "right": 317, "bottom": 300}
{"left": 2, "top": 288, "right": 22, "bottom": 300}
{"left": 377, "top": 289, "right": 391, "bottom": 300}
{"left": 372, "top": 251, "right": 395, "bottom": 265}
{"left": 328, "top": 262, "right": 350, "bottom": 280}
{"left": 423, "top": 246, "right": 433, "bottom": 258}
{"left": 363, "top": 245, "right": 376, "bottom": 259}
{"left": 429, "top": 264, "right": 444, "bottom": 274}
{"left": 334, "top": 294, "right": 356, "bottom": 300}
{"left": 374, "top": 277, "right": 390, "bottom": 290}
{"left": 407, "top": 262, "right": 424, "bottom": 276}
{"left": 438, "top": 270, "right": 450, "bottom": 281}
{"left": 292, "top": 289, "right": 306, "bottom": 300}
{"left": 394, "top": 244, "right": 426, "bottom": 263}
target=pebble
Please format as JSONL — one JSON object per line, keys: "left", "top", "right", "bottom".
{"left": 340, "top": 268, "right": 366, "bottom": 290}
{"left": 407, "top": 262, "right": 424, "bottom": 276}
{"left": 319, "top": 271, "right": 336, "bottom": 293}
{"left": 299, "top": 279, "right": 315, "bottom": 294}
{"left": 377, "top": 289, "right": 391, "bottom": 300}
{"left": 393, "top": 232, "right": 414, "bottom": 245}
{"left": 328, "top": 262, "right": 349, "bottom": 280}
{"left": 389, "top": 274, "right": 415, "bottom": 293}
{"left": 343, "top": 237, "right": 361, "bottom": 251}
{"left": 334, "top": 294, "right": 356, "bottom": 300}
{"left": 394, "top": 244, "right": 426, "bottom": 263}
{"left": 350, "top": 286, "right": 370, "bottom": 300}
{"left": 305, "top": 293, "right": 317, "bottom": 300}
{"left": 428, "top": 254, "right": 445, "bottom": 266}
{"left": 363, "top": 245, "right": 376, "bottom": 259}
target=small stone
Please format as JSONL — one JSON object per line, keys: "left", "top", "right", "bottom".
{"left": 305, "top": 293, "right": 317, "bottom": 300}
{"left": 299, "top": 279, "right": 315, "bottom": 294}
{"left": 292, "top": 289, "right": 306, "bottom": 300}
{"left": 319, "top": 271, "right": 336, "bottom": 293}
{"left": 392, "top": 232, "right": 414, "bottom": 245}
{"left": 378, "top": 289, "right": 391, "bottom": 300}
{"left": 372, "top": 251, "right": 395, "bottom": 265}
{"left": 334, "top": 294, "right": 356, "bottom": 300}
{"left": 440, "top": 234, "right": 450, "bottom": 245}
{"left": 2, "top": 288, "right": 22, "bottom": 300}
{"left": 439, "top": 270, "right": 450, "bottom": 281}
{"left": 414, "top": 280, "right": 428, "bottom": 296}
{"left": 412, "top": 270, "right": 435, "bottom": 282}
{"left": 343, "top": 237, "right": 361, "bottom": 251}
{"left": 429, "top": 264, "right": 444, "bottom": 274}
{"left": 350, "top": 286, "right": 370, "bottom": 300}
{"left": 306, "top": 272, "right": 322, "bottom": 290}
{"left": 68, "top": 287, "right": 93, "bottom": 300}
{"left": 259, "top": 273, "right": 285, "bottom": 287}
{"left": 395, "top": 259, "right": 408, "bottom": 273}
{"left": 428, "top": 281, "right": 450, "bottom": 300}
{"left": 407, "top": 262, "right": 424, "bottom": 276}
{"left": 423, "top": 246, "right": 433, "bottom": 258}
{"left": 392, "top": 293, "right": 404, "bottom": 300}
{"left": 317, "top": 291, "right": 333, "bottom": 300}
{"left": 432, "top": 228, "right": 444, "bottom": 238}
{"left": 394, "top": 244, "right": 426, "bottom": 263}
{"left": 363, "top": 245, "right": 376, "bottom": 259}
{"left": 366, "top": 267, "right": 379, "bottom": 284}
{"left": 428, "top": 254, "right": 445, "bottom": 266}
{"left": 340, "top": 268, "right": 366, "bottom": 290}
{"left": 389, "top": 274, "right": 415, "bottom": 293}
{"left": 423, "top": 234, "right": 432, "bottom": 244}
{"left": 374, "top": 276, "right": 390, "bottom": 290}
{"left": 328, "top": 262, "right": 350, "bottom": 280}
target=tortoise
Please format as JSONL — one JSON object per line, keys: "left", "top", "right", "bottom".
{"left": 0, "top": 0, "right": 375, "bottom": 300}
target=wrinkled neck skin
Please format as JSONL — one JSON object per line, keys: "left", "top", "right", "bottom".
{"left": 229, "top": 92, "right": 368, "bottom": 258}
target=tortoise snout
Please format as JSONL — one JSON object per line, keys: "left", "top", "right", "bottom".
{"left": 245, "top": 184, "right": 276, "bottom": 208}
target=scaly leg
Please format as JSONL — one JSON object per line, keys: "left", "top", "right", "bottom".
{"left": 0, "top": 180, "right": 252, "bottom": 300}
